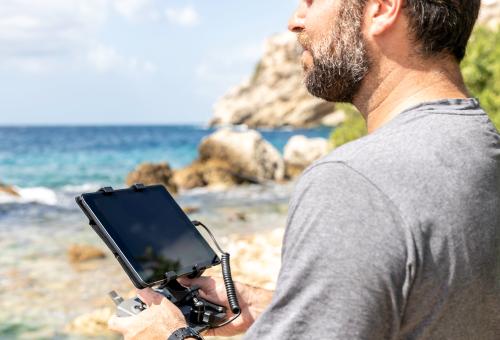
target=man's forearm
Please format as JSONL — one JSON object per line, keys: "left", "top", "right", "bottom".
{"left": 247, "top": 286, "right": 274, "bottom": 321}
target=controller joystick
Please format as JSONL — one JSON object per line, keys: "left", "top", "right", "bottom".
{"left": 110, "top": 291, "right": 147, "bottom": 317}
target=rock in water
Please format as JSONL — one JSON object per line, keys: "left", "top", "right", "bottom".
{"left": 284, "top": 135, "right": 330, "bottom": 178}
{"left": 199, "top": 159, "right": 242, "bottom": 186}
{"left": 0, "top": 181, "right": 20, "bottom": 196}
{"left": 173, "top": 129, "right": 286, "bottom": 190}
{"left": 173, "top": 161, "right": 207, "bottom": 190}
{"left": 126, "top": 162, "right": 178, "bottom": 193}
{"left": 210, "top": 32, "right": 340, "bottom": 128}
{"left": 67, "top": 244, "right": 106, "bottom": 264}
{"left": 199, "top": 128, "right": 285, "bottom": 182}
{"left": 173, "top": 159, "right": 239, "bottom": 190}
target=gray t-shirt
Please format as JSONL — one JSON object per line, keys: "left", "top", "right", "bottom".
{"left": 245, "top": 98, "right": 500, "bottom": 339}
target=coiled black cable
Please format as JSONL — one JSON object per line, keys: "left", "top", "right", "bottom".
{"left": 220, "top": 252, "right": 240, "bottom": 314}
{"left": 191, "top": 220, "right": 241, "bottom": 327}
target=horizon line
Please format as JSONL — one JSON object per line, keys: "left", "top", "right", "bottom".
{"left": 0, "top": 122, "right": 210, "bottom": 128}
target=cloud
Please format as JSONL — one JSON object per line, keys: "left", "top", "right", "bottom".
{"left": 112, "top": 0, "right": 155, "bottom": 21}
{"left": 87, "top": 43, "right": 156, "bottom": 74}
{"left": 165, "top": 5, "right": 200, "bottom": 27}
{"left": 0, "top": 0, "right": 157, "bottom": 74}
{"left": 0, "top": 0, "right": 104, "bottom": 54}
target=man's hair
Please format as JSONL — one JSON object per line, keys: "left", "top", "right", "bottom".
{"left": 402, "top": 0, "right": 481, "bottom": 61}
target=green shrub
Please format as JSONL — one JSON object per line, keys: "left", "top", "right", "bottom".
{"left": 330, "top": 24, "right": 500, "bottom": 147}
{"left": 461, "top": 25, "right": 500, "bottom": 129}
{"left": 330, "top": 103, "right": 366, "bottom": 148}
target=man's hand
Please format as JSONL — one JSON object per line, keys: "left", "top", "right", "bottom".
{"left": 108, "top": 288, "right": 187, "bottom": 340}
{"left": 178, "top": 276, "right": 274, "bottom": 337}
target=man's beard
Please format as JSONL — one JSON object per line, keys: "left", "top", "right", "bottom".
{"left": 298, "top": 2, "right": 370, "bottom": 103}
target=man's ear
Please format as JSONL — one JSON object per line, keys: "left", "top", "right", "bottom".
{"left": 365, "top": 0, "right": 404, "bottom": 36}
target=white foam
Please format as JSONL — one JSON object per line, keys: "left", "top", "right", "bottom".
{"left": 61, "top": 183, "right": 100, "bottom": 193}
{"left": 0, "top": 186, "right": 58, "bottom": 205}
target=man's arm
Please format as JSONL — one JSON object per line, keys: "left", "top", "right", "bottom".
{"left": 244, "top": 161, "right": 416, "bottom": 339}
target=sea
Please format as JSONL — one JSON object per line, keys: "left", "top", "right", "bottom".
{"left": 0, "top": 125, "right": 331, "bottom": 339}
{"left": 0, "top": 125, "right": 331, "bottom": 191}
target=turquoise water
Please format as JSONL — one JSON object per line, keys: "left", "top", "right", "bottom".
{"left": 0, "top": 125, "right": 331, "bottom": 189}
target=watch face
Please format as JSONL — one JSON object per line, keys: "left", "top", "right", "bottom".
{"left": 169, "top": 327, "right": 201, "bottom": 340}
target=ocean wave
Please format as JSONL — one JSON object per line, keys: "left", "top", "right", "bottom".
{"left": 0, "top": 187, "right": 58, "bottom": 206}
{"left": 61, "top": 183, "right": 101, "bottom": 194}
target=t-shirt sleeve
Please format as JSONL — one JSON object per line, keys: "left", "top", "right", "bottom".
{"left": 244, "top": 162, "right": 416, "bottom": 340}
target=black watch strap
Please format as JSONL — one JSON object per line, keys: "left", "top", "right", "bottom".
{"left": 168, "top": 327, "right": 203, "bottom": 340}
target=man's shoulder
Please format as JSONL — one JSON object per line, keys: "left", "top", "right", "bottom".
{"left": 291, "top": 154, "right": 400, "bottom": 221}
{"left": 296, "top": 101, "right": 500, "bottom": 231}
{"left": 301, "top": 131, "right": 403, "bottom": 183}
{"left": 309, "top": 98, "right": 495, "bottom": 178}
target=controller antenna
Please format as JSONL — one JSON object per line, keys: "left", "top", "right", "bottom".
{"left": 192, "top": 220, "right": 241, "bottom": 325}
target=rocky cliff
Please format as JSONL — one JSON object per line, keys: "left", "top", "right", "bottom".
{"left": 479, "top": 0, "right": 500, "bottom": 28}
{"left": 209, "top": 32, "right": 342, "bottom": 129}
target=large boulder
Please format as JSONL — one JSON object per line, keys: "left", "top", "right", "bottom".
{"left": 284, "top": 135, "right": 330, "bottom": 178}
{"left": 173, "top": 129, "right": 286, "bottom": 190}
{"left": 126, "top": 162, "right": 177, "bottom": 194}
{"left": 199, "top": 129, "right": 285, "bottom": 182}
{"left": 0, "top": 181, "right": 19, "bottom": 197}
{"left": 172, "top": 159, "right": 241, "bottom": 190}
{"left": 210, "top": 32, "right": 342, "bottom": 128}
{"left": 173, "top": 162, "right": 207, "bottom": 190}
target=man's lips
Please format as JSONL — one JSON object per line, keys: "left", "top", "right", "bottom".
{"left": 296, "top": 33, "right": 313, "bottom": 67}
{"left": 297, "top": 32, "right": 312, "bottom": 52}
{"left": 301, "top": 50, "right": 314, "bottom": 67}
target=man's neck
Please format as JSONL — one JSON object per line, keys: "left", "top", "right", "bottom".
{"left": 353, "top": 55, "right": 469, "bottom": 134}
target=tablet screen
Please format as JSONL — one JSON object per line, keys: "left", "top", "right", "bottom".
{"left": 82, "top": 186, "right": 218, "bottom": 284}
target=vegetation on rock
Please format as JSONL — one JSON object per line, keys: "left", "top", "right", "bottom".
{"left": 461, "top": 25, "right": 500, "bottom": 129}
{"left": 329, "top": 103, "right": 366, "bottom": 148}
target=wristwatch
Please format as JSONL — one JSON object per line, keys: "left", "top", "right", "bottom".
{"left": 168, "top": 327, "right": 203, "bottom": 340}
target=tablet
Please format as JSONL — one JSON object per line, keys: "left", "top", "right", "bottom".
{"left": 76, "top": 185, "right": 219, "bottom": 288}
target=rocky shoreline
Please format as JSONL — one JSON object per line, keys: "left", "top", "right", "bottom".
{"left": 127, "top": 127, "right": 333, "bottom": 192}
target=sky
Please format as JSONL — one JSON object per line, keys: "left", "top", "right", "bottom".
{"left": 0, "top": 0, "right": 298, "bottom": 125}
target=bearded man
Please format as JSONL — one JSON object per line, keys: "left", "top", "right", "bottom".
{"left": 109, "top": 0, "right": 500, "bottom": 339}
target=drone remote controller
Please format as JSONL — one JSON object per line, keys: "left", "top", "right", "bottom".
{"left": 75, "top": 185, "right": 240, "bottom": 334}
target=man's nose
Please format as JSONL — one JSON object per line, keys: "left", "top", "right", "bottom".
{"left": 288, "top": 3, "right": 306, "bottom": 33}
